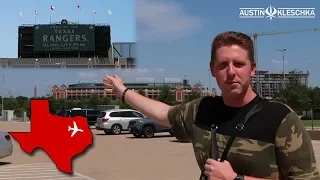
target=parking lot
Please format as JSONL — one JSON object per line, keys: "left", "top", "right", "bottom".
{"left": 0, "top": 122, "right": 319, "bottom": 180}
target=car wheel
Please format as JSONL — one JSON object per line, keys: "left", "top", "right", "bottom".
{"left": 143, "top": 126, "right": 154, "bottom": 138}
{"left": 133, "top": 133, "right": 142, "bottom": 138}
{"left": 111, "top": 124, "right": 122, "bottom": 135}
{"left": 169, "top": 131, "right": 174, "bottom": 136}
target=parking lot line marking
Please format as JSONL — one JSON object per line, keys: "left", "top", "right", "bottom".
{"left": 0, "top": 170, "right": 57, "bottom": 173}
{"left": 0, "top": 163, "right": 52, "bottom": 169}
{"left": 74, "top": 172, "right": 95, "bottom": 180}
{"left": 0, "top": 175, "right": 68, "bottom": 179}
{"left": 0, "top": 163, "right": 94, "bottom": 180}
{"left": 0, "top": 167, "right": 58, "bottom": 171}
{"left": 45, "top": 178, "right": 86, "bottom": 180}
{"left": 0, "top": 172, "right": 62, "bottom": 177}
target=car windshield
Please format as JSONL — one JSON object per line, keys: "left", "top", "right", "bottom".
{"left": 64, "top": 111, "right": 71, "bottom": 117}
{"left": 97, "top": 112, "right": 106, "bottom": 118}
{"left": 56, "top": 110, "right": 65, "bottom": 116}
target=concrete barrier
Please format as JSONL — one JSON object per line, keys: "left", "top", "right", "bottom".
{"left": 308, "top": 130, "right": 320, "bottom": 140}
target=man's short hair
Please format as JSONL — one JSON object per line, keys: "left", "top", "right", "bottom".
{"left": 210, "top": 31, "right": 255, "bottom": 64}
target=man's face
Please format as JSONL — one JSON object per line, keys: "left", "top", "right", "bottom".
{"left": 211, "top": 45, "right": 256, "bottom": 97}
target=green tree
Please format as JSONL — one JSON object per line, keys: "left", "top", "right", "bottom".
{"left": 137, "top": 89, "right": 145, "bottom": 96}
{"left": 99, "top": 96, "right": 111, "bottom": 105}
{"left": 48, "top": 97, "right": 60, "bottom": 114}
{"left": 58, "top": 99, "right": 69, "bottom": 110}
{"left": 185, "top": 91, "right": 201, "bottom": 102}
{"left": 88, "top": 94, "right": 99, "bottom": 108}
{"left": 73, "top": 97, "right": 86, "bottom": 108}
{"left": 3, "top": 97, "right": 19, "bottom": 112}
{"left": 309, "top": 86, "right": 320, "bottom": 108}
{"left": 273, "top": 80, "right": 311, "bottom": 109}
{"left": 119, "top": 101, "right": 133, "bottom": 109}
{"left": 157, "top": 85, "right": 175, "bottom": 105}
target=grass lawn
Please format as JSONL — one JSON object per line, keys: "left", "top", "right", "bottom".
{"left": 302, "top": 120, "right": 320, "bottom": 127}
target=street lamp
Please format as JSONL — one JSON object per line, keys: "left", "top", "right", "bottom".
{"left": 1, "top": 75, "right": 4, "bottom": 121}
{"left": 208, "top": 69, "right": 211, "bottom": 92}
{"left": 276, "top": 48, "right": 288, "bottom": 88}
{"left": 93, "top": 80, "right": 98, "bottom": 95}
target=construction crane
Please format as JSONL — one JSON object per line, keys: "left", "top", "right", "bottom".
{"left": 248, "top": 28, "right": 320, "bottom": 95}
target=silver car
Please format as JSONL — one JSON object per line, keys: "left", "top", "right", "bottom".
{"left": 95, "top": 109, "right": 145, "bottom": 135}
{"left": 0, "top": 132, "right": 13, "bottom": 159}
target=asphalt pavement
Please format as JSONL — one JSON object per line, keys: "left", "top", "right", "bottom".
{"left": 0, "top": 163, "right": 93, "bottom": 180}
{"left": 0, "top": 122, "right": 319, "bottom": 180}
{"left": 0, "top": 122, "right": 200, "bottom": 180}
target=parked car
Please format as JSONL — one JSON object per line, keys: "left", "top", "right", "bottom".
{"left": 128, "top": 118, "right": 173, "bottom": 138}
{"left": 95, "top": 109, "right": 145, "bottom": 135}
{"left": 63, "top": 109, "right": 101, "bottom": 126}
{"left": 0, "top": 132, "right": 13, "bottom": 159}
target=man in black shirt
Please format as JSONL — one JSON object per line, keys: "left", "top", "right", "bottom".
{"left": 103, "top": 31, "right": 320, "bottom": 179}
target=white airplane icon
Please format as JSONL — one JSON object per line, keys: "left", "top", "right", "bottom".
{"left": 68, "top": 121, "right": 84, "bottom": 137}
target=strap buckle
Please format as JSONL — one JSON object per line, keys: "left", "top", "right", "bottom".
{"left": 235, "top": 123, "right": 244, "bottom": 131}
{"left": 211, "top": 124, "right": 217, "bottom": 130}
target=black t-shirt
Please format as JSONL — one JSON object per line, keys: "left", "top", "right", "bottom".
{"left": 168, "top": 95, "right": 320, "bottom": 179}
{"left": 194, "top": 95, "right": 262, "bottom": 133}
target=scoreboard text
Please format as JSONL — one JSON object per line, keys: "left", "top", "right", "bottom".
{"left": 33, "top": 24, "right": 95, "bottom": 52}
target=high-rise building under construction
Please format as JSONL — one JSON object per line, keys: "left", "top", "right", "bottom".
{"left": 251, "top": 70, "right": 309, "bottom": 99}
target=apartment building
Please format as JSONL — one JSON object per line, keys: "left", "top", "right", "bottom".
{"left": 251, "top": 70, "right": 309, "bottom": 99}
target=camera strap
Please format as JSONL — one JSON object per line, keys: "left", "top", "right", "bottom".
{"left": 210, "top": 97, "right": 265, "bottom": 161}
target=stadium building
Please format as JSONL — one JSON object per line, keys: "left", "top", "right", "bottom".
{"left": 0, "top": 19, "right": 135, "bottom": 68}
{"left": 51, "top": 79, "right": 217, "bottom": 102}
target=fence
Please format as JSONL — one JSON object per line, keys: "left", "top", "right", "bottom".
{"left": 295, "top": 108, "right": 320, "bottom": 120}
{"left": 0, "top": 116, "right": 30, "bottom": 122}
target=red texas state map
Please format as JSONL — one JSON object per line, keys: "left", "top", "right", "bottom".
{"left": 9, "top": 99, "right": 93, "bottom": 174}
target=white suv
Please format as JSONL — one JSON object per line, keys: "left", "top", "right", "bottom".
{"left": 95, "top": 109, "right": 145, "bottom": 135}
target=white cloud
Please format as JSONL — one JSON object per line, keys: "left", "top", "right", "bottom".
{"left": 136, "top": 68, "right": 149, "bottom": 73}
{"left": 119, "top": 68, "right": 151, "bottom": 78}
{"left": 99, "top": 68, "right": 164, "bottom": 78}
{"left": 156, "top": 68, "right": 164, "bottom": 72}
{"left": 78, "top": 72, "right": 99, "bottom": 78}
{"left": 136, "top": 0, "right": 202, "bottom": 42}
{"left": 271, "top": 59, "right": 288, "bottom": 64}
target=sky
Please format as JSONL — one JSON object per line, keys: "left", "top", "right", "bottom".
{"left": 1, "top": 0, "right": 320, "bottom": 97}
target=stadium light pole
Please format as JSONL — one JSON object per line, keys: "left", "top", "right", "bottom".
{"left": 276, "top": 48, "right": 288, "bottom": 88}
{"left": 208, "top": 69, "right": 211, "bottom": 95}
{"left": 93, "top": 80, "right": 98, "bottom": 96}
{"left": 1, "top": 75, "right": 4, "bottom": 121}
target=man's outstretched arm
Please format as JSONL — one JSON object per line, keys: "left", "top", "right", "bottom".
{"left": 123, "top": 88, "right": 202, "bottom": 140}
{"left": 243, "top": 176, "right": 271, "bottom": 180}
{"left": 123, "top": 89, "right": 172, "bottom": 127}
{"left": 104, "top": 74, "right": 202, "bottom": 140}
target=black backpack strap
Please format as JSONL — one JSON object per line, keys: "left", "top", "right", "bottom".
{"left": 219, "top": 99, "right": 265, "bottom": 162}
{"left": 210, "top": 124, "right": 218, "bottom": 160}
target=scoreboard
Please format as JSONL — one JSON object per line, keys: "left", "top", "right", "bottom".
{"left": 18, "top": 19, "right": 111, "bottom": 58}
{"left": 33, "top": 24, "right": 95, "bottom": 52}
